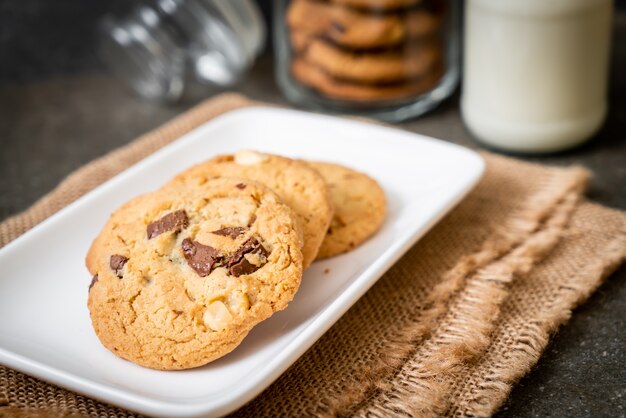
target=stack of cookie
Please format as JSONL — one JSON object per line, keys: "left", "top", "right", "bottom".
{"left": 286, "top": 0, "right": 446, "bottom": 102}
{"left": 86, "top": 150, "right": 386, "bottom": 370}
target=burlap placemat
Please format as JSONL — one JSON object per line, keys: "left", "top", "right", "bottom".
{"left": 1, "top": 94, "right": 625, "bottom": 418}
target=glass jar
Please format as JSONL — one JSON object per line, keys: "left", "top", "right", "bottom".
{"left": 98, "top": 0, "right": 266, "bottom": 102}
{"left": 274, "top": 0, "right": 459, "bottom": 122}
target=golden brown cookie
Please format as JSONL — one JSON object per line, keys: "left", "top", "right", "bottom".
{"left": 287, "top": 0, "right": 441, "bottom": 50}
{"left": 303, "top": 38, "right": 441, "bottom": 83}
{"left": 290, "top": 29, "right": 312, "bottom": 54}
{"left": 292, "top": 58, "right": 443, "bottom": 101}
{"left": 87, "top": 178, "right": 304, "bottom": 370}
{"left": 165, "top": 151, "right": 333, "bottom": 268}
{"left": 332, "top": 0, "right": 421, "bottom": 11}
{"left": 308, "top": 161, "right": 387, "bottom": 258}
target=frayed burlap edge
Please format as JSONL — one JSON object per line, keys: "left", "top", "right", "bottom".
{"left": 315, "top": 163, "right": 591, "bottom": 417}
{"left": 357, "top": 185, "right": 591, "bottom": 417}
{"left": 449, "top": 206, "right": 626, "bottom": 417}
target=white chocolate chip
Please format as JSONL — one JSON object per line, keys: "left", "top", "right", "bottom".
{"left": 234, "top": 150, "right": 268, "bottom": 165}
{"left": 203, "top": 301, "right": 233, "bottom": 331}
{"left": 227, "top": 291, "right": 250, "bottom": 315}
{"left": 244, "top": 252, "right": 266, "bottom": 267}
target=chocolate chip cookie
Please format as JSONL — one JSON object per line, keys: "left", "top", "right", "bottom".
{"left": 87, "top": 178, "right": 304, "bottom": 370}
{"left": 165, "top": 151, "right": 333, "bottom": 268}
{"left": 331, "top": 0, "right": 421, "bottom": 11}
{"left": 303, "top": 38, "right": 441, "bottom": 84}
{"left": 287, "top": 0, "right": 441, "bottom": 50}
{"left": 292, "top": 58, "right": 443, "bottom": 101}
{"left": 308, "top": 161, "right": 387, "bottom": 258}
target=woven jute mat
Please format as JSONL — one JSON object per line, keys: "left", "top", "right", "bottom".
{"left": 1, "top": 94, "right": 625, "bottom": 418}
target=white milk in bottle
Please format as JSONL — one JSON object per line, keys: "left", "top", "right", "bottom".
{"left": 462, "top": 0, "right": 613, "bottom": 153}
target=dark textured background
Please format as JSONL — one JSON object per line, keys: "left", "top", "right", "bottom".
{"left": 0, "top": 1, "right": 624, "bottom": 417}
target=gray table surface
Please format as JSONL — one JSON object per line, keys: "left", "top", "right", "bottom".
{"left": 1, "top": 28, "right": 625, "bottom": 418}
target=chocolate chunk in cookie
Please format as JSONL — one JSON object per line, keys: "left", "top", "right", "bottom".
{"left": 109, "top": 255, "right": 128, "bottom": 278}
{"left": 182, "top": 238, "right": 222, "bottom": 277}
{"left": 331, "top": 21, "right": 347, "bottom": 34}
{"left": 89, "top": 274, "right": 99, "bottom": 290}
{"left": 147, "top": 210, "right": 189, "bottom": 239}
{"left": 227, "top": 237, "right": 269, "bottom": 277}
{"left": 211, "top": 226, "right": 247, "bottom": 239}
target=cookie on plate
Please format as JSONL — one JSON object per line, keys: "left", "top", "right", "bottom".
{"left": 291, "top": 58, "right": 443, "bottom": 101}
{"left": 287, "top": 0, "right": 441, "bottom": 50}
{"left": 87, "top": 178, "right": 303, "bottom": 370}
{"left": 308, "top": 161, "right": 387, "bottom": 258}
{"left": 166, "top": 151, "right": 333, "bottom": 268}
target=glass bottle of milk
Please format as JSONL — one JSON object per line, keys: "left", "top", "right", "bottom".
{"left": 461, "top": 0, "right": 613, "bottom": 153}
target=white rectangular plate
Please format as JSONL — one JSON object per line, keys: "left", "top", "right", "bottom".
{"left": 0, "top": 107, "right": 484, "bottom": 418}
